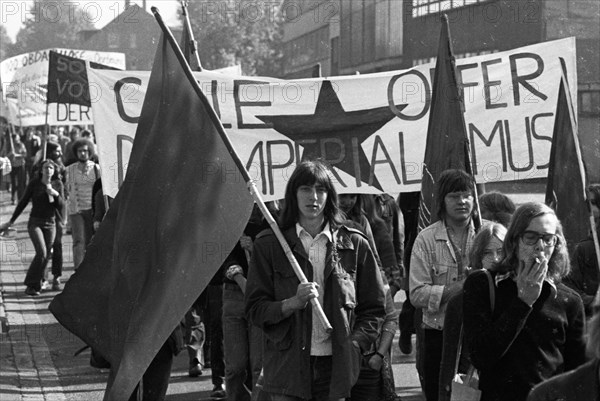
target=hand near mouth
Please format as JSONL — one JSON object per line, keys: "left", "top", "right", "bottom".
{"left": 516, "top": 256, "right": 548, "bottom": 307}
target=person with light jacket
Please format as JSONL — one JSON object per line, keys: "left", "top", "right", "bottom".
{"left": 409, "top": 169, "right": 478, "bottom": 401}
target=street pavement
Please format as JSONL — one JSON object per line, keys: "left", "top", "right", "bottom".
{"left": 0, "top": 189, "right": 423, "bottom": 401}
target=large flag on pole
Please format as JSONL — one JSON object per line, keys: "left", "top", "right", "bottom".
{"left": 49, "top": 30, "right": 254, "bottom": 400}
{"left": 417, "top": 15, "right": 480, "bottom": 231}
{"left": 544, "top": 62, "right": 589, "bottom": 254}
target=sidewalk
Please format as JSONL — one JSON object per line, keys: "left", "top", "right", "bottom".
{"left": 0, "top": 188, "right": 423, "bottom": 400}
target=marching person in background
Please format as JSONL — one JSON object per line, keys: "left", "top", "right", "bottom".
{"left": 438, "top": 222, "right": 507, "bottom": 401}
{"left": 32, "top": 142, "right": 67, "bottom": 291}
{"left": 409, "top": 169, "right": 479, "bottom": 401}
{"left": 398, "top": 192, "right": 420, "bottom": 357}
{"left": 338, "top": 193, "right": 383, "bottom": 268}
{"left": 65, "top": 139, "right": 100, "bottom": 269}
{"left": 222, "top": 203, "right": 273, "bottom": 401}
{"left": 245, "top": 160, "right": 386, "bottom": 401}
{"left": 64, "top": 128, "right": 80, "bottom": 166}
{"left": 376, "top": 193, "right": 405, "bottom": 298}
{"left": 363, "top": 194, "right": 403, "bottom": 298}
{"left": 0, "top": 160, "right": 64, "bottom": 295}
{"left": 8, "top": 132, "right": 27, "bottom": 204}
{"left": 564, "top": 183, "right": 600, "bottom": 318}
{"left": 23, "top": 128, "right": 41, "bottom": 181}
{"left": 463, "top": 202, "right": 586, "bottom": 401}
{"left": 478, "top": 192, "right": 516, "bottom": 228}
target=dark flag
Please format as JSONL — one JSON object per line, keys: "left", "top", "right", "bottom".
{"left": 49, "top": 31, "right": 254, "bottom": 400}
{"left": 544, "top": 63, "right": 589, "bottom": 254}
{"left": 417, "top": 15, "right": 478, "bottom": 231}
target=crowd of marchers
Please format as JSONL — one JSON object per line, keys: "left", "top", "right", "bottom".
{"left": 1, "top": 134, "right": 599, "bottom": 401}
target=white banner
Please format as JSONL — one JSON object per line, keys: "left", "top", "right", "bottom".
{"left": 0, "top": 48, "right": 126, "bottom": 126}
{"left": 89, "top": 38, "right": 577, "bottom": 200}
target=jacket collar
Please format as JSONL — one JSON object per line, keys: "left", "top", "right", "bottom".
{"left": 282, "top": 224, "right": 355, "bottom": 266}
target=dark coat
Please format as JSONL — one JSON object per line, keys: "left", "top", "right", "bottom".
{"left": 564, "top": 234, "right": 600, "bottom": 317}
{"left": 245, "top": 225, "right": 386, "bottom": 400}
{"left": 527, "top": 359, "right": 599, "bottom": 401}
{"left": 463, "top": 271, "right": 587, "bottom": 401}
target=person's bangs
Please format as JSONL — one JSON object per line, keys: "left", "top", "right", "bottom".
{"left": 294, "top": 163, "right": 333, "bottom": 190}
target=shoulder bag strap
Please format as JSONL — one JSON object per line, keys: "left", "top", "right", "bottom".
{"left": 453, "top": 324, "right": 464, "bottom": 378}
{"left": 483, "top": 269, "right": 495, "bottom": 313}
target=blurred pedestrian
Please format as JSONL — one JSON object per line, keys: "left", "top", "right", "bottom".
{"left": 8, "top": 132, "right": 27, "bottom": 204}
{"left": 0, "top": 160, "right": 64, "bottom": 295}
{"left": 222, "top": 204, "right": 271, "bottom": 401}
{"left": 65, "top": 139, "right": 100, "bottom": 269}
{"left": 564, "top": 183, "right": 600, "bottom": 317}
{"left": 478, "top": 191, "right": 516, "bottom": 228}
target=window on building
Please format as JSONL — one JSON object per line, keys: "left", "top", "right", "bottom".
{"left": 579, "top": 91, "right": 600, "bottom": 115}
{"left": 412, "top": 0, "right": 491, "bottom": 17}
{"left": 283, "top": 26, "right": 329, "bottom": 73}
{"left": 412, "top": 49, "right": 498, "bottom": 66}
{"left": 108, "top": 32, "right": 119, "bottom": 49}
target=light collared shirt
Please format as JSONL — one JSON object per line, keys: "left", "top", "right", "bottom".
{"left": 296, "top": 222, "right": 334, "bottom": 356}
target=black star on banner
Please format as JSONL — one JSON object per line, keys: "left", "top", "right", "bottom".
{"left": 256, "top": 80, "right": 398, "bottom": 191}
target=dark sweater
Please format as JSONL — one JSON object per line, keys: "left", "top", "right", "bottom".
{"left": 463, "top": 270, "right": 587, "bottom": 401}
{"left": 11, "top": 178, "right": 64, "bottom": 222}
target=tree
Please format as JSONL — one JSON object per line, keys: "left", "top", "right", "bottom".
{"left": 0, "top": 25, "right": 15, "bottom": 60}
{"left": 11, "top": 0, "right": 94, "bottom": 55}
{"left": 185, "top": 0, "right": 283, "bottom": 76}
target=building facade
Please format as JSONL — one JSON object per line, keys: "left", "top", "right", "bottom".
{"left": 281, "top": 0, "right": 405, "bottom": 78}
{"left": 403, "top": 0, "right": 599, "bottom": 180}
{"left": 281, "top": 0, "right": 599, "bottom": 180}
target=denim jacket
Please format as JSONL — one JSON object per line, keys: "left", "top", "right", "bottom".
{"left": 409, "top": 220, "right": 475, "bottom": 330}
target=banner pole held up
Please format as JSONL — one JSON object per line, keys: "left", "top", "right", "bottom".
{"left": 151, "top": 7, "right": 333, "bottom": 333}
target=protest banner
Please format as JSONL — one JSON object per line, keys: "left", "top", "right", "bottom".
{"left": 88, "top": 38, "right": 577, "bottom": 201}
{"left": 0, "top": 48, "right": 126, "bottom": 126}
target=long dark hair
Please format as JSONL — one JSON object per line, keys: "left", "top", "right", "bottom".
{"left": 468, "top": 222, "right": 507, "bottom": 270}
{"left": 278, "top": 161, "right": 345, "bottom": 230}
{"left": 498, "top": 202, "right": 570, "bottom": 282}
{"left": 37, "top": 159, "right": 59, "bottom": 181}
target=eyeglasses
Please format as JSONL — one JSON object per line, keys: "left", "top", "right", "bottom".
{"left": 521, "top": 231, "right": 557, "bottom": 246}
{"left": 446, "top": 192, "right": 474, "bottom": 202}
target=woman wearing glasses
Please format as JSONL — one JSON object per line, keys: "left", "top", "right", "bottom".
{"left": 462, "top": 202, "right": 587, "bottom": 401}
